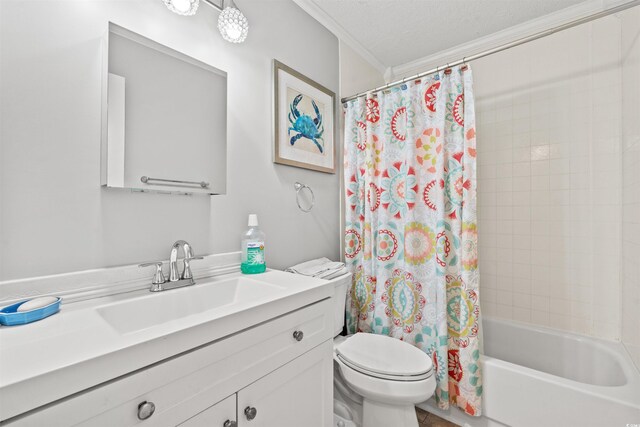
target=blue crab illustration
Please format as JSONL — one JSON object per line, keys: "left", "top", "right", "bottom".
{"left": 288, "top": 94, "right": 324, "bottom": 153}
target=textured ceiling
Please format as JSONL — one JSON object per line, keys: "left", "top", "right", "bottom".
{"left": 309, "top": 0, "right": 588, "bottom": 68}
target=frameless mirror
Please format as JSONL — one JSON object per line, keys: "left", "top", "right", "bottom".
{"left": 101, "top": 23, "right": 227, "bottom": 195}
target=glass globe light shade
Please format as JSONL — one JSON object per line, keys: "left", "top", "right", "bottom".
{"left": 217, "top": 6, "right": 249, "bottom": 43}
{"left": 163, "top": 0, "right": 199, "bottom": 16}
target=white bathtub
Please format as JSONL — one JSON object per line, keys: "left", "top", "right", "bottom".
{"left": 420, "top": 317, "right": 640, "bottom": 427}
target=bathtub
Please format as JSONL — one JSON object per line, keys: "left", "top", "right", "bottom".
{"left": 419, "top": 317, "right": 640, "bottom": 427}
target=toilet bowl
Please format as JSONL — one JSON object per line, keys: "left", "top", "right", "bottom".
{"left": 326, "top": 274, "right": 436, "bottom": 427}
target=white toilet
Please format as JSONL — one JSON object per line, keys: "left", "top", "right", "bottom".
{"left": 329, "top": 274, "right": 436, "bottom": 427}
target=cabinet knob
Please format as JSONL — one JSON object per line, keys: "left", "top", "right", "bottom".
{"left": 137, "top": 401, "right": 156, "bottom": 420}
{"left": 223, "top": 420, "right": 237, "bottom": 427}
{"left": 244, "top": 406, "right": 258, "bottom": 420}
{"left": 293, "top": 330, "right": 304, "bottom": 341}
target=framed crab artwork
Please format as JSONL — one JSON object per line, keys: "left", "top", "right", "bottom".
{"left": 273, "top": 60, "right": 335, "bottom": 173}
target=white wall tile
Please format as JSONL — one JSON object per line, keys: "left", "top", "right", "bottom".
{"left": 532, "top": 295, "right": 550, "bottom": 312}
{"left": 513, "top": 292, "right": 532, "bottom": 308}
{"left": 512, "top": 176, "right": 531, "bottom": 192}
{"left": 531, "top": 175, "right": 550, "bottom": 191}
{"left": 531, "top": 145, "right": 551, "bottom": 161}
{"left": 513, "top": 307, "right": 532, "bottom": 323}
{"left": 532, "top": 310, "right": 550, "bottom": 325}
{"left": 474, "top": 15, "right": 625, "bottom": 341}
{"left": 621, "top": 7, "right": 640, "bottom": 370}
{"left": 530, "top": 160, "right": 550, "bottom": 176}
{"left": 496, "top": 304, "right": 513, "bottom": 319}
{"left": 512, "top": 162, "right": 531, "bottom": 177}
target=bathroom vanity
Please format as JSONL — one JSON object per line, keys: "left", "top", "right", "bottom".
{"left": 0, "top": 267, "right": 334, "bottom": 426}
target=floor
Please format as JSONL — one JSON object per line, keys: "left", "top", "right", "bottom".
{"left": 416, "top": 407, "right": 460, "bottom": 427}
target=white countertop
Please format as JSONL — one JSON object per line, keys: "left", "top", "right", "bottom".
{"left": 0, "top": 269, "right": 333, "bottom": 421}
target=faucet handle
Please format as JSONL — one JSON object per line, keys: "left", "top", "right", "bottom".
{"left": 138, "top": 262, "right": 166, "bottom": 285}
{"left": 182, "top": 256, "right": 204, "bottom": 280}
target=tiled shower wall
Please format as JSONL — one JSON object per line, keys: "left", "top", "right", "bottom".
{"left": 473, "top": 16, "right": 623, "bottom": 340}
{"left": 621, "top": 7, "right": 640, "bottom": 369}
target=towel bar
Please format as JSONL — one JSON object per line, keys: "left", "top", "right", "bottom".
{"left": 140, "top": 176, "right": 209, "bottom": 188}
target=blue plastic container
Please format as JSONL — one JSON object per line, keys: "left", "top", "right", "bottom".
{"left": 0, "top": 297, "right": 61, "bottom": 326}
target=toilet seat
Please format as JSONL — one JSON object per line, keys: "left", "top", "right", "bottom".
{"left": 335, "top": 353, "right": 433, "bottom": 381}
{"left": 334, "top": 350, "right": 436, "bottom": 406}
{"left": 335, "top": 333, "right": 433, "bottom": 382}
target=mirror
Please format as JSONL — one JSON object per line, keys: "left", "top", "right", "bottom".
{"left": 101, "top": 23, "right": 227, "bottom": 195}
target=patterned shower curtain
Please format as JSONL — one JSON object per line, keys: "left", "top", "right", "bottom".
{"left": 343, "top": 66, "right": 482, "bottom": 415}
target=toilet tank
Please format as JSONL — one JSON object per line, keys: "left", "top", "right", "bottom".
{"left": 327, "top": 273, "right": 352, "bottom": 336}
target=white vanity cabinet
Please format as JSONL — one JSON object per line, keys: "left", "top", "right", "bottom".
{"left": 181, "top": 342, "right": 332, "bottom": 427}
{"left": 236, "top": 341, "right": 332, "bottom": 427}
{"left": 5, "top": 298, "right": 333, "bottom": 427}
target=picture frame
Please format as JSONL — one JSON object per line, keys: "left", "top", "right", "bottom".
{"left": 273, "top": 60, "right": 336, "bottom": 174}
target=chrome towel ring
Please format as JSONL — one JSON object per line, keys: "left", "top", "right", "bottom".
{"left": 294, "top": 182, "right": 315, "bottom": 213}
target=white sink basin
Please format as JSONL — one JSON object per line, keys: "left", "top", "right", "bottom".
{"left": 97, "top": 276, "right": 284, "bottom": 334}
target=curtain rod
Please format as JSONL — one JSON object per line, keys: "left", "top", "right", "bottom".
{"left": 341, "top": 0, "right": 640, "bottom": 103}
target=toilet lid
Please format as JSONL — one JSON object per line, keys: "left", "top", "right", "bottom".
{"left": 335, "top": 333, "right": 433, "bottom": 379}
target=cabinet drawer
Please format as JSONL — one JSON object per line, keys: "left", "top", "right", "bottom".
{"left": 7, "top": 298, "right": 332, "bottom": 427}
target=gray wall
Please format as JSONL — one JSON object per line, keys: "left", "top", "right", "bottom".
{"left": 0, "top": 0, "right": 340, "bottom": 280}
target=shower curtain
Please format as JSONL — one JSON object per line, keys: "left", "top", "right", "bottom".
{"left": 343, "top": 66, "right": 482, "bottom": 415}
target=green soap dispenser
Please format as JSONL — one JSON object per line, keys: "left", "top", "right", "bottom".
{"left": 241, "top": 214, "right": 266, "bottom": 274}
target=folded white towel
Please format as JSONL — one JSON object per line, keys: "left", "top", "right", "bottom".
{"left": 320, "top": 266, "right": 349, "bottom": 280}
{"left": 286, "top": 257, "right": 347, "bottom": 280}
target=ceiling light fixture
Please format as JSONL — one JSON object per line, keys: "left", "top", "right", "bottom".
{"left": 216, "top": 1, "right": 249, "bottom": 43}
{"left": 162, "top": 0, "right": 249, "bottom": 44}
{"left": 163, "top": 0, "right": 199, "bottom": 16}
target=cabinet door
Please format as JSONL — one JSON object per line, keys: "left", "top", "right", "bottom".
{"left": 178, "top": 394, "right": 236, "bottom": 427}
{"left": 237, "top": 341, "right": 332, "bottom": 427}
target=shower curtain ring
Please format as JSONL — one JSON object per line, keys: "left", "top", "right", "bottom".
{"left": 461, "top": 57, "right": 469, "bottom": 72}
{"left": 444, "top": 63, "right": 452, "bottom": 75}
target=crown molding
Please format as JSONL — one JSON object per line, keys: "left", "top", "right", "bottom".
{"left": 292, "top": 0, "right": 389, "bottom": 76}
{"left": 389, "top": 0, "right": 637, "bottom": 80}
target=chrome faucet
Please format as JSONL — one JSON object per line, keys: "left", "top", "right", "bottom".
{"left": 138, "top": 240, "right": 203, "bottom": 292}
{"left": 169, "top": 240, "right": 195, "bottom": 282}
